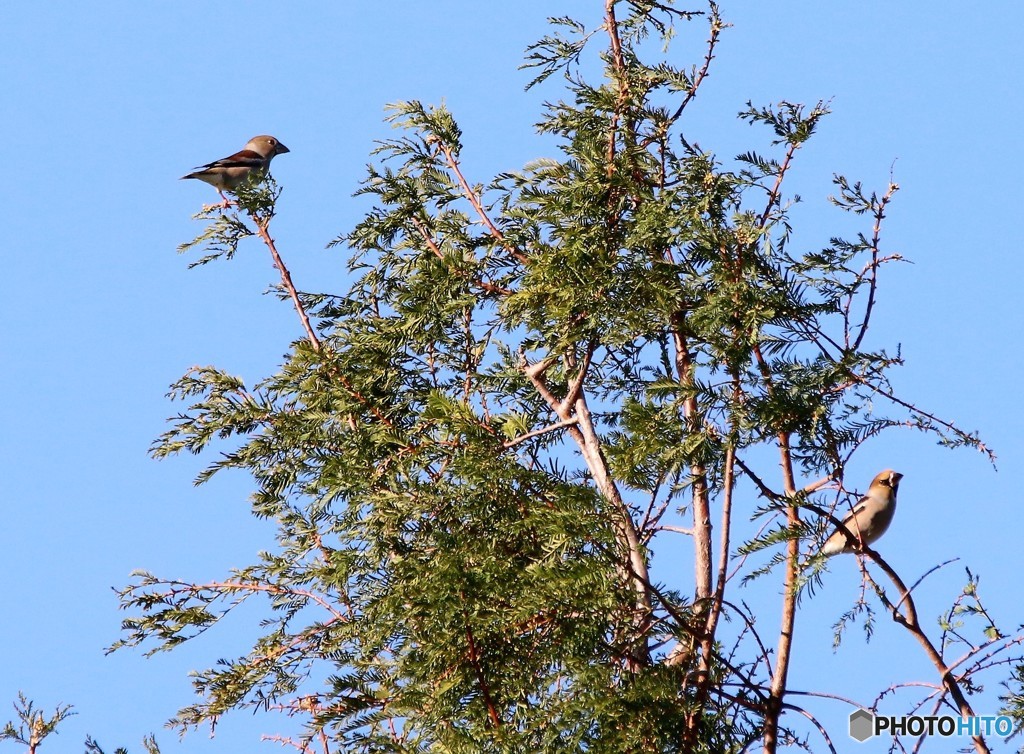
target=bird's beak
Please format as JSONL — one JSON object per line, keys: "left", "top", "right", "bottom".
{"left": 276, "top": 142, "right": 290, "bottom": 155}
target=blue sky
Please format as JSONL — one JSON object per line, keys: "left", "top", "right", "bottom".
{"left": 2, "top": 2, "right": 1023, "bottom": 752}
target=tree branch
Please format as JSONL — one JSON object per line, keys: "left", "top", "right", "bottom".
{"left": 254, "top": 217, "right": 321, "bottom": 351}
{"left": 503, "top": 417, "right": 580, "bottom": 449}
{"left": 436, "top": 144, "right": 529, "bottom": 265}
{"left": 853, "top": 548, "right": 992, "bottom": 754}
{"left": 851, "top": 181, "right": 899, "bottom": 352}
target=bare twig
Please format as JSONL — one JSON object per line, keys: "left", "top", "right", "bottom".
{"left": 851, "top": 182, "right": 899, "bottom": 352}
{"left": 757, "top": 141, "right": 798, "bottom": 232}
{"left": 853, "top": 549, "right": 991, "bottom": 754}
{"left": 503, "top": 417, "right": 580, "bottom": 449}
{"left": 666, "top": 5, "right": 723, "bottom": 124}
{"left": 780, "top": 703, "right": 838, "bottom": 754}
{"left": 254, "top": 217, "right": 321, "bottom": 351}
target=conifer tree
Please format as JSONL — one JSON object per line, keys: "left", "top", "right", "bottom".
{"left": 108, "top": 3, "right": 1023, "bottom": 753}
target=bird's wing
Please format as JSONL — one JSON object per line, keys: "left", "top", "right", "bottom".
{"left": 193, "top": 149, "right": 267, "bottom": 171}
{"left": 837, "top": 500, "right": 868, "bottom": 527}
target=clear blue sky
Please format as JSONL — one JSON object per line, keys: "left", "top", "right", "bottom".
{"left": 2, "top": 2, "right": 1022, "bottom": 752}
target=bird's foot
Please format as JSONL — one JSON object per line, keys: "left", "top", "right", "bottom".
{"left": 201, "top": 201, "right": 236, "bottom": 212}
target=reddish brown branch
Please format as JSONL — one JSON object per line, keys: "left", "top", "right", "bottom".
{"left": 252, "top": 212, "right": 397, "bottom": 437}
{"left": 562, "top": 343, "right": 595, "bottom": 411}
{"left": 256, "top": 214, "right": 397, "bottom": 430}
{"left": 668, "top": 6, "right": 723, "bottom": 123}
{"left": 670, "top": 309, "right": 717, "bottom": 749}
{"left": 410, "top": 217, "right": 512, "bottom": 296}
{"left": 334, "top": 371, "right": 396, "bottom": 430}
{"left": 254, "top": 217, "right": 321, "bottom": 351}
{"left": 709, "top": 444, "right": 735, "bottom": 633}
{"left": 746, "top": 337, "right": 801, "bottom": 753}
{"left": 757, "top": 141, "right": 798, "bottom": 232}
{"left": 462, "top": 604, "right": 501, "bottom": 728}
{"left": 604, "top": 0, "right": 628, "bottom": 177}
{"left": 436, "top": 144, "right": 529, "bottom": 266}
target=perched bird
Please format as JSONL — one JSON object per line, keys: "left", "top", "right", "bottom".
{"left": 821, "top": 469, "right": 903, "bottom": 556}
{"left": 181, "top": 135, "right": 290, "bottom": 206}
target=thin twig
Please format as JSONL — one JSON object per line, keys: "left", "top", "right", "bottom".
{"left": 254, "top": 217, "right": 321, "bottom": 351}
{"left": 853, "top": 549, "right": 991, "bottom": 754}
{"left": 437, "top": 144, "right": 529, "bottom": 265}
{"left": 851, "top": 182, "right": 899, "bottom": 352}
{"left": 503, "top": 417, "right": 580, "bottom": 449}
{"left": 667, "top": 5, "right": 722, "bottom": 123}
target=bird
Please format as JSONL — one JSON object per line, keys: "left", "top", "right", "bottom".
{"left": 181, "top": 135, "right": 290, "bottom": 206}
{"left": 820, "top": 469, "right": 903, "bottom": 556}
